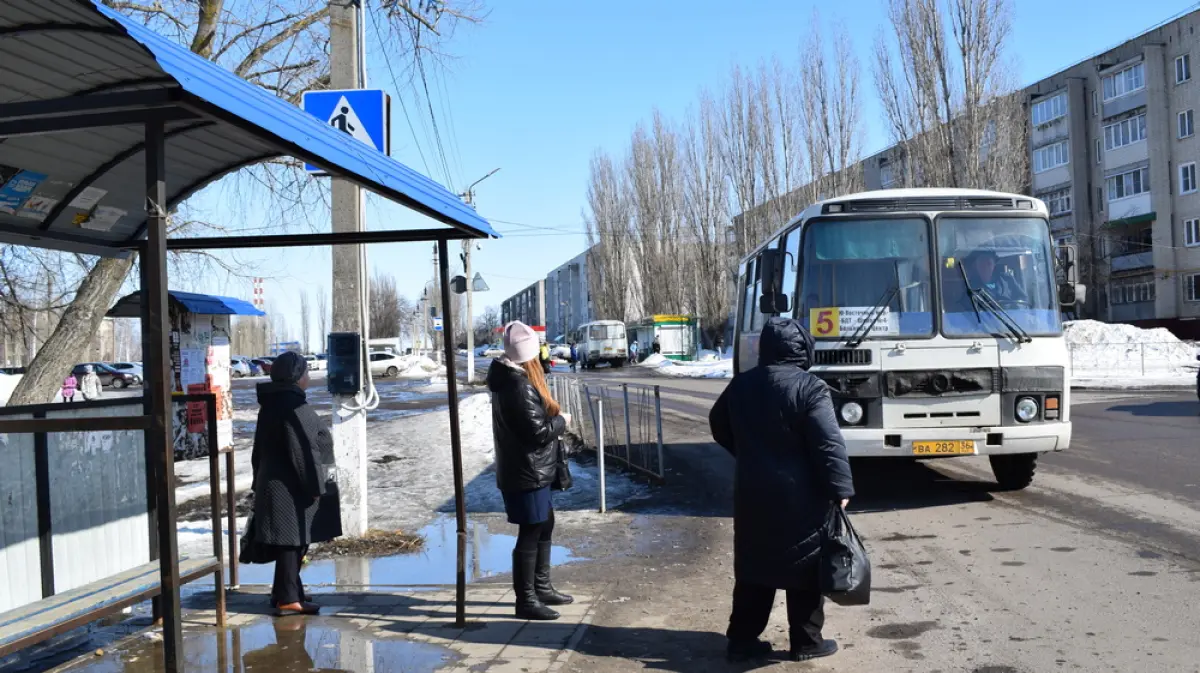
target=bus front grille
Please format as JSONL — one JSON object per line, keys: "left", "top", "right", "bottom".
{"left": 814, "top": 349, "right": 872, "bottom": 366}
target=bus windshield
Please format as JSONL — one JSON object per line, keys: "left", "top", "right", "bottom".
{"left": 938, "top": 217, "right": 1061, "bottom": 337}
{"left": 798, "top": 217, "right": 934, "bottom": 339}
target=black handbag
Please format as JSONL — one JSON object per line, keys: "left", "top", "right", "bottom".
{"left": 551, "top": 440, "right": 573, "bottom": 491}
{"left": 238, "top": 514, "right": 278, "bottom": 565}
{"left": 818, "top": 505, "right": 872, "bottom": 606}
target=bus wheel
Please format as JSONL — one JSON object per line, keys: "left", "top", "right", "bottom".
{"left": 989, "top": 453, "right": 1037, "bottom": 491}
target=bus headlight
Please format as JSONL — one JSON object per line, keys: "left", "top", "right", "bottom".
{"left": 1015, "top": 397, "right": 1039, "bottom": 423}
{"left": 840, "top": 401, "right": 864, "bottom": 425}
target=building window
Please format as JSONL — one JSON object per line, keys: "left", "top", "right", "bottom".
{"left": 1041, "top": 187, "right": 1072, "bottom": 216}
{"left": 1092, "top": 90, "right": 1099, "bottom": 116}
{"left": 1103, "top": 113, "right": 1147, "bottom": 150}
{"left": 1033, "top": 140, "right": 1069, "bottom": 173}
{"left": 1177, "top": 54, "right": 1192, "bottom": 84}
{"left": 1180, "top": 109, "right": 1195, "bottom": 138}
{"left": 1185, "top": 274, "right": 1200, "bottom": 302}
{"left": 1095, "top": 139, "right": 1102, "bottom": 163}
{"left": 1111, "top": 279, "right": 1156, "bottom": 304}
{"left": 1103, "top": 62, "right": 1145, "bottom": 101}
{"left": 1031, "top": 93, "right": 1067, "bottom": 126}
{"left": 1184, "top": 218, "right": 1200, "bottom": 247}
{"left": 880, "top": 160, "right": 895, "bottom": 188}
{"left": 1106, "top": 166, "right": 1150, "bottom": 201}
{"left": 1182, "top": 162, "right": 1198, "bottom": 194}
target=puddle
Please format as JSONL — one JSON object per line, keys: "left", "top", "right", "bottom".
{"left": 48, "top": 617, "right": 453, "bottom": 673}
{"left": 230, "top": 517, "right": 578, "bottom": 589}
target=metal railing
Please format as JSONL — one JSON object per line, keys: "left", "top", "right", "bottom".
{"left": 549, "top": 376, "right": 665, "bottom": 483}
{"left": 1067, "top": 341, "right": 1198, "bottom": 377}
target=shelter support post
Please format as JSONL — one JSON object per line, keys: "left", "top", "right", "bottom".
{"left": 206, "top": 396, "right": 226, "bottom": 626}
{"left": 438, "top": 238, "right": 468, "bottom": 627}
{"left": 138, "top": 246, "right": 161, "bottom": 624}
{"left": 143, "top": 117, "right": 183, "bottom": 672}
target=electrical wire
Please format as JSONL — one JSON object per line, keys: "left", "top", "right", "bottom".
{"left": 367, "top": 8, "right": 433, "bottom": 177}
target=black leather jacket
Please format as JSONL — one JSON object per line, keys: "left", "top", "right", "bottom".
{"left": 487, "top": 359, "right": 566, "bottom": 492}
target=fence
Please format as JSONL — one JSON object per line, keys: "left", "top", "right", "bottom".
{"left": 549, "top": 376, "right": 665, "bottom": 483}
{"left": 1067, "top": 341, "right": 1198, "bottom": 378}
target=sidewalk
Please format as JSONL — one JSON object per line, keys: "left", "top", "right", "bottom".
{"left": 57, "top": 585, "right": 602, "bottom": 672}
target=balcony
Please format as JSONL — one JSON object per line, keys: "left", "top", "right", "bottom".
{"left": 1111, "top": 249, "right": 1153, "bottom": 272}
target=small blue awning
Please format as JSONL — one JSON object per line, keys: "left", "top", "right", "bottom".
{"left": 0, "top": 0, "right": 498, "bottom": 257}
{"left": 107, "top": 291, "right": 266, "bottom": 318}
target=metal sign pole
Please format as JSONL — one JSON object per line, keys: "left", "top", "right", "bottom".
{"left": 597, "top": 397, "right": 606, "bottom": 514}
{"left": 438, "top": 238, "right": 469, "bottom": 627}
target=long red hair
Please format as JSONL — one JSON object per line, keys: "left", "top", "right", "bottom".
{"left": 522, "top": 359, "right": 561, "bottom": 417}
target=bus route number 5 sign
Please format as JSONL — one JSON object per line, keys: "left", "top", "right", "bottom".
{"left": 810, "top": 308, "right": 840, "bottom": 337}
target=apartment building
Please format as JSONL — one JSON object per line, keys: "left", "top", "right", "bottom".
{"left": 544, "top": 248, "right": 594, "bottom": 342}
{"left": 1024, "top": 9, "right": 1200, "bottom": 336}
{"left": 500, "top": 278, "right": 545, "bottom": 331}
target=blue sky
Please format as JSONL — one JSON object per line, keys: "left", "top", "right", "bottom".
{"left": 188, "top": 0, "right": 1197, "bottom": 346}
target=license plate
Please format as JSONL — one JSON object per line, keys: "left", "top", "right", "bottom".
{"left": 603, "top": 347, "right": 612, "bottom": 351}
{"left": 912, "top": 440, "right": 976, "bottom": 456}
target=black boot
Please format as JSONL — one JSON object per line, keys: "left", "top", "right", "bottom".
{"left": 790, "top": 638, "right": 839, "bottom": 661}
{"left": 535, "top": 541, "right": 574, "bottom": 605}
{"left": 513, "top": 550, "right": 559, "bottom": 621}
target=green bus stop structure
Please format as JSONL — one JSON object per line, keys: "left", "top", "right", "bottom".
{"left": 0, "top": 1, "right": 497, "bottom": 670}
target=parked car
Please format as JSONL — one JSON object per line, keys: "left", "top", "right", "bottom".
{"left": 474, "top": 343, "right": 504, "bottom": 358}
{"left": 108, "top": 361, "right": 144, "bottom": 380}
{"left": 305, "top": 354, "right": 326, "bottom": 371}
{"left": 368, "top": 351, "right": 406, "bottom": 378}
{"left": 73, "top": 362, "right": 139, "bottom": 389}
{"left": 251, "top": 358, "right": 273, "bottom": 376}
{"left": 230, "top": 356, "right": 252, "bottom": 378}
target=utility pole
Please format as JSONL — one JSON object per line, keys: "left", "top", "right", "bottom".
{"left": 432, "top": 245, "right": 442, "bottom": 364}
{"left": 458, "top": 168, "right": 499, "bottom": 385}
{"left": 328, "top": 0, "right": 368, "bottom": 537}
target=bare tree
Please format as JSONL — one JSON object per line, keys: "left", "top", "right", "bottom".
{"left": 10, "top": 0, "right": 485, "bottom": 404}
{"left": 584, "top": 151, "right": 636, "bottom": 322}
{"left": 872, "top": 0, "right": 1027, "bottom": 191}
{"left": 315, "top": 286, "right": 329, "bottom": 352}
{"left": 799, "top": 18, "right": 866, "bottom": 201}
{"left": 474, "top": 305, "right": 501, "bottom": 344}
{"left": 682, "top": 93, "right": 734, "bottom": 342}
{"left": 298, "top": 290, "right": 311, "bottom": 354}
{"left": 627, "top": 112, "right": 687, "bottom": 316}
{"left": 369, "top": 272, "right": 402, "bottom": 339}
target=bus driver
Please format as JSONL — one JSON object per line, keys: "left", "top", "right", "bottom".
{"left": 963, "top": 248, "right": 1027, "bottom": 305}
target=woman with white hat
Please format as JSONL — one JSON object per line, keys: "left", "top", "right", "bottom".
{"left": 487, "top": 321, "right": 573, "bottom": 620}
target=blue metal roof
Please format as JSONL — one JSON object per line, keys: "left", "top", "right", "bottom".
{"left": 107, "top": 291, "right": 266, "bottom": 318}
{"left": 0, "top": 0, "right": 497, "bottom": 256}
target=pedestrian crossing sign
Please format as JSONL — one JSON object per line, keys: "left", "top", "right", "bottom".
{"left": 301, "top": 89, "right": 391, "bottom": 174}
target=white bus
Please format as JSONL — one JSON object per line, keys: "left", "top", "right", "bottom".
{"left": 733, "top": 189, "right": 1082, "bottom": 490}
{"left": 572, "top": 320, "right": 629, "bottom": 369}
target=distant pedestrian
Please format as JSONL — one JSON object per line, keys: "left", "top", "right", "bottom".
{"left": 539, "top": 342, "right": 552, "bottom": 374}
{"left": 79, "top": 366, "right": 103, "bottom": 401}
{"left": 629, "top": 341, "right": 639, "bottom": 364}
{"left": 250, "top": 351, "right": 341, "bottom": 617}
{"left": 652, "top": 336, "right": 662, "bottom": 355}
{"left": 569, "top": 343, "right": 578, "bottom": 373}
{"left": 715, "top": 334, "right": 727, "bottom": 358}
{"left": 708, "top": 318, "right": 854, "bottom": 663}
{"left": 61, "top": 373, "right": 78, "bottom": 403}
{"left": 488, "top": 321, "right": 574, "bottom": 621}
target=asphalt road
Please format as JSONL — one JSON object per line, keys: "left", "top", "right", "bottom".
{"left": 561, "top": 365, "right": 1200, "bottom": 671}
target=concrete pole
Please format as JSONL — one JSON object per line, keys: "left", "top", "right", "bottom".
{"left": 433, "top": 246, "right": 443, "bottom": 365}
{"left": 329, "top": 0, "right": 368, "bottom": 537}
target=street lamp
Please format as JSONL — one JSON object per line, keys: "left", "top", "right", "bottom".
{"left": 458, "top": 168, "right": 500, "bottom": 384}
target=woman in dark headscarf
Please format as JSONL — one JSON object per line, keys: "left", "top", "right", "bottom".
{"left": 250, "top": 351, "right": 341, "bottom": 616}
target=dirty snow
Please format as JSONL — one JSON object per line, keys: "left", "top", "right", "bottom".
{"left": 1065, "top": 320, "right": 1196, "bottom": 387}
{"left": 640, "top": 353, "right": 733, "bottom": 380}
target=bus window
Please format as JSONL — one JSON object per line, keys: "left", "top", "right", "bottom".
{"left": 741, "top": 258, "right": 756, "bottom": 329}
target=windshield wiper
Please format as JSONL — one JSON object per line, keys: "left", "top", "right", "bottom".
{"left": 957, "top": 263, "right": 1031, "bottom": 344}
{"left": 846, "top": 282, "right": 900, "bottom": 348}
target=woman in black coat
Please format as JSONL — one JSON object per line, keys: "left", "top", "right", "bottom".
{"left": 250, "top": 351, "right": 341, "bottom": 616}
{"left": 709, "top": 318, "right": 855, "bottom": 663}
{"left": 488, "top": 321, "right": 573, "bottom": 621}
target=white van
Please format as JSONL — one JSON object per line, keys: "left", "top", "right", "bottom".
{"left": 572, "top": 320, "right": 628, "bottom": 369}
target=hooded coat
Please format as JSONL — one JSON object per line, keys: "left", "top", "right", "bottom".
{"left": 487, "top": 358, "right": 566, "bottom": 492}
{"left": 250, "top": 381, "right": 341, "bottom": 547}
{"left": 709, "top": 318, "right": 855, "bottom": 589}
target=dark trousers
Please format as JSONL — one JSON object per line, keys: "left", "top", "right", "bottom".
{"left": 271, "top": 546, "right": 306, "bottom": 605}
{"left": 727, "top": 581, "right": 824, "bottom": 649}
{"left": 515, "top": 507, "right": 555, "bottom": 552}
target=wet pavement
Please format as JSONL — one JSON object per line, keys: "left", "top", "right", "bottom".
{"left": 50, "top": 586, "right": 599, "bottom": 673}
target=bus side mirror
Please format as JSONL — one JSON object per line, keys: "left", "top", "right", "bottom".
{"left": 757, "top": 248, "right": 790, "bottom": 315}
{"left": 1055, "top": 244, "right": 1082, "bottom": 307}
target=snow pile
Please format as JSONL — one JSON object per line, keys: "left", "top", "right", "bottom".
{"left": 640, "top": 354, "right": 734, "bottom": 379}
{"left": 1065, "top": 320, "right": 1196, "bottom": 383}
{"left": 394, "top": 355, "right": 446, "bottom": 381}
{"left": 0, "top": 374, "right": 20, "bottom": 406}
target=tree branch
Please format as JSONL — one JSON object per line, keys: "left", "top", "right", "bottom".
{"left": 234, "top": 8, "right": 331, "bottom": 78}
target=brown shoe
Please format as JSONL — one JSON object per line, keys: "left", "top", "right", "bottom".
{"left": 275, "top": 602, "right": 320, "bottom": 617}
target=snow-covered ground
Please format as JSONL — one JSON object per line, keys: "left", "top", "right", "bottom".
{"left": 1065, "top": 320, "right": 1197, "bottom": 388}
{"left": 640, "top": 353, "right": 734, "bottom": 379}
{"left": 0, "top": 373, "right": 19, "bottom": 406}
{"left": 174, "top": 391, "right": 647, "bottom": 558}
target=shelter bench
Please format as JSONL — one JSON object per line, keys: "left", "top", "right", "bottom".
{"left": 0, "top": 557, "right": 223, "bottom": 659}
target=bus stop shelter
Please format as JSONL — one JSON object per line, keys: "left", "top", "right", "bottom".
{"left": 0, "top": 0, "right": 497, "bottom": 669}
